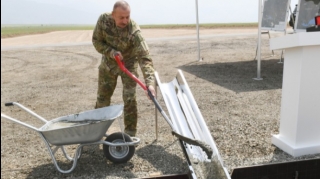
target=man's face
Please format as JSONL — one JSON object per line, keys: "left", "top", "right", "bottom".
{"left": 112, "top": 7, "right": 130, "bottom": 28}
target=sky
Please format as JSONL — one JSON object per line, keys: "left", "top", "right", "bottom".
{"left": 1, "top": 0, "right": 299, "bottom": 25}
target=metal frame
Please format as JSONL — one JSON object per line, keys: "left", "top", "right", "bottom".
{"left": 254, "top": 31, "right": 275, "bottom": 60}
{"left": 255, "top": 0, "right": 264, "bottom": 80}
{"left": 254, "top": 30, "right": 286, "bottom": 64}
{"left": 195, "top": 0, "right": 201, "bottom": 62}
{"left": 255, "top": 0, "right": 291, "bottom": 80}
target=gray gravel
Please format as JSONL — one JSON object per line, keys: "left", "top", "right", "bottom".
{"left": 1, "top": 32, "right": 319, "bottom": 179}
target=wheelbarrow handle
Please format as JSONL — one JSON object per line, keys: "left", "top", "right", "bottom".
{"left": 5, "top": 102, "right": 14, "bottom": 106}
{"left": 1, "top": 113, "right": 39, "bottom": 131}
{"left": 3, "top": 102, "right": 48, "bottom": 123}
{"left": 2, "top": 102, "right": 49, "bottom": 131}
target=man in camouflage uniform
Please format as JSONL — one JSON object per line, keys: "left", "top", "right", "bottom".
{"left": 92, "top": 1, "right": 155, "bottom": 137}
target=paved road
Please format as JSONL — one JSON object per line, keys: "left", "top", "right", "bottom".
{"left": 1, "top": 28, "right": 289, "bottom": 51}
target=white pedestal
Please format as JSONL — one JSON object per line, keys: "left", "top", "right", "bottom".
{"left": 270, "top": 32, "right": 320, "bottom": 157}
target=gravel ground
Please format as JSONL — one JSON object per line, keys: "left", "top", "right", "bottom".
{"left": 1, "top": 30, "right": 319, "bottom": 179}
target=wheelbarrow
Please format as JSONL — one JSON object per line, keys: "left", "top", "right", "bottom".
{"left": 1, "top": 102, "right": 140, "bottom": 174}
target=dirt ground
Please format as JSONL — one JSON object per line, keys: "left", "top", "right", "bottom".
{"left": 1, "top": 28, "right": 319, "bottom": 179}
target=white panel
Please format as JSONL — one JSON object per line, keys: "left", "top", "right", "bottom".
{"left": 295, "top": 0, "right": 320, "bottom": 32}
{"left": 261, "top": 0, "right": 291, "bottom": 31}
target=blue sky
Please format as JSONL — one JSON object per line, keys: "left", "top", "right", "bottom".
{"left": 1, "top": 0, "right": 299, "bottom": 25}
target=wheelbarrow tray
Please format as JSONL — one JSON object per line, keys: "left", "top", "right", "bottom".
{"left": 39, "top": 105, "right": 123, "bottom": 145}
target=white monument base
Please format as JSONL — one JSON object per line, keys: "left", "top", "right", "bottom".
{"left": 270, "top": 32, "right": 320, "bottom": 157}
{"left": 272, "top": 135, "right": 320, "bottom": 157}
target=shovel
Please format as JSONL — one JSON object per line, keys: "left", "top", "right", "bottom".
{"left": 114, "top": 55, "right": 213, "bottom": 158}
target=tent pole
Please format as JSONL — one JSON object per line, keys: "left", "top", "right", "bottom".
{"left": 195, "top": 0, "right": 201, "bottom": 61}
{"left": 254, "top": 0, "right": 263, "bottom": 80}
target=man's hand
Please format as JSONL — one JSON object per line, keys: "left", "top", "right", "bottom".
{"left": 146, "top": 85, "right": 156, "bottom": 100}
{"left": 111, "top": 49, "right": 123, "bottom": 60}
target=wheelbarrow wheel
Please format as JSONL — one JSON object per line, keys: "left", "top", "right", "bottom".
{"left": 103, "top": 132, "right": 135, "bottom": 163}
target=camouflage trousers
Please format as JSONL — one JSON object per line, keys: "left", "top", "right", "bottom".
{"left": 95, "top": 59, "right": 138, "bottom": 133}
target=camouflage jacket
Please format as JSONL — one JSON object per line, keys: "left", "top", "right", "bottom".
{"left": 92, "top": 13, "right": 154, "bottom": 87}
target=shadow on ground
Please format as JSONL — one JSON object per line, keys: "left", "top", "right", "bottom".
{"left": 135, "top": 141, "right": 188, "bottom": 175}
{"left": 178, "top": 59, "right": 283, "bottom": 93}
{"left": 25, "top": 145, "right": 136, "bottom": 179}
{"left": 25, "top": 142, "right": 188, "bottom": 178}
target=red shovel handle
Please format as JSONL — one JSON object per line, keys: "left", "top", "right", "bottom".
{"left": 114, "top": 54, "right": 163, "bottom": 112}
{"left": 114, "top": 55, "right": 147, "bottom": 91}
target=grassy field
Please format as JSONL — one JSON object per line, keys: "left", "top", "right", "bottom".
{"left": 1, "top": 25, "right": 95, "bottom": 38}
{"left": 1, "top": 23, "right": 258, "bottom": 38}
